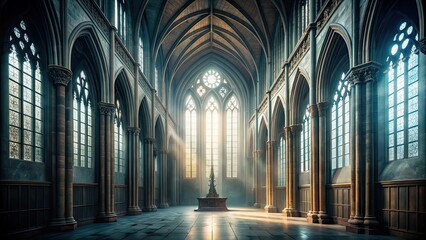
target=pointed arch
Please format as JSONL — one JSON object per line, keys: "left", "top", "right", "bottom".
{"left": 138, "top": 97, "right": 151, "bottom": 139}
{"left": 289, "top": 69, "right": 310, "bottom": 124}
{"left": 316, "top": 24, "right": 351, "bottom": 103}
{"left": 271, "top": 97, "right": 285, "bottom": 141}
{"left": 114, "top": 68, "right": 134, "bottom": 126}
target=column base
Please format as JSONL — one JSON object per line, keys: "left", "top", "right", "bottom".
{"left": 143, "top": 205, "right": 157, "bottom": 212}
{"left": 96, "top": 212, "right": 117, "bottom": 223}
{"left": 318, "top": 211, "right": 332, "bottom": 224}
{"left": 159, "top": 203, "right": 169, "bottom": 209}
{"left": 282, "top": 208, "right": 299, "bottom": 217}
{"left": 253, "top": 203, "right": 261, "bottom": 208}
{"left": 306, "top": 211, "right": 319, "bottom": 223}
{"left": 127, "top": 206, "right": 142, "bottom": 215}
{"left": 49, "top": 218, "right": 77, "bottom": 232}
{"left": 264, "top": 205, "right": 277, "bottom": 213}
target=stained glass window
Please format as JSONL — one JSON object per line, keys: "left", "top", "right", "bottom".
{"left": 185, "top": 96, "right": 197, "bottom": 178}
{"left": 114, "top": 99, "right": 124, "bottom": 173}
{"left": 73, "top": 70, "right": 93, "bottom": 168}
{"left": 331, "top": 73, "right": 350, "bottom": 170}
{"left": 226, "top": 95, "right": 239, "bottom": 178}
{"left": 386, "top": 21, "right": 419, "bottom": 161}
{"left": 203, "top": 70, "right": 221, "bottom": 88}
{"left": 139, "top": 37, "right": 144, "bottom": 72}
{"left": 206, "top": 97, "right": 219, "bottom": 177}
{"left": 300, "top": 108, "right": 310, "bottom": 172}
{"left": 8, "top": 20, "right": 43, "bottom": 162}
{"left": 278, "top": 136, "right": 286, "bottom": 186}
{"left": 115, "top": 0, "right": 126, "bottom": 42}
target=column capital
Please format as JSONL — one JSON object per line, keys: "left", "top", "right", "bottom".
{"left": 144, "top": 137, "right": 155, "bottom": 144}
{"left": 419, "top": 38, "right": 426, "bottom": 54}
{"left": 98, "top": 102, "right": 115, "bottom": 115}
{"left": 127, "top": 127, "right": 140, "bottom": 135}
{"left": 308, "top": 104, "right": 318, "bottom": 118}
{"left": 48, "top": 65, "right": 72, "bottom": 87}
{"left": 347, "top": 62, "right": 382, "bottom": 86}
{"left": 290, "top": 124, "right": 302, "bottom": 133}
{"left": 316, "top": 102, "right": 330, "bottom": 117}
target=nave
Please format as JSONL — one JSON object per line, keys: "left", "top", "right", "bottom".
{"left": 35, "top": 206, "right": 401, "bottom": 240}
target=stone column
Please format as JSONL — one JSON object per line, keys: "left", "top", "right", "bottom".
{"left": 48, "top": 65, "right": 77, "bottom": 231}
{"left": 347, "top": 65, "right": 366, "bottom": 230}
{"left": 317, "top": 102, "right": 331, "bottom": 224}
{"left": 253, "top": 149, "right": 261, "bottom": 208}
{"left": 265, "top": 141, "right": 277, "bottom": 212}
{"left": 97, "top": 102, "right": 116, "bottom": 222}
{"left": 283, "top": 124, "right": 301, "bottom": 217}
{"left": 143, "top": 137, "right": 157, "bottom": 211}
{"left": 159, "top": 149, "right": 169, "bottom": 208}
{"left": 363, "top": 63, "right": 381, "bottom": 232}
{"left": 307, "top": 104, "right": 319, "bottom": 223}
{"left": 127, "top": 127, "right": 142, "bottom": 215}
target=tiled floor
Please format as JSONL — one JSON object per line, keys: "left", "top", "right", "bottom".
{"left": 36, "top": 206, "right": 401, "bottom": 240}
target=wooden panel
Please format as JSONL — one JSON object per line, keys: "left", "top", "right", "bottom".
{"left": 275, "top": 187, "right": 286, "bottom": 212}
{"left": 378, "top": 180, "right": 426, "bottom": 236}
{"left": 114, "top": 185, "right": 128, "bottom": 216}
{"left": 0, "top": 181, "right": 50, "bottom": 235}
{"left": 298, "top": 186, "right": 310, "bottom": 215}
{"left": 327, "top": 184, "right": 350, "bottom": 225}
{"left": 73, "top": 183, "right": 98, "bottom": 223}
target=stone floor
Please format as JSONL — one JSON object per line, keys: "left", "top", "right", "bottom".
{"left": 36, "top": 206, "right": 401, "bottom": 240}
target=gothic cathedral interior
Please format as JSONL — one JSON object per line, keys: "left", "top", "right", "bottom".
{"left": 0, "top": 0, "right": 425, "bottom": 239}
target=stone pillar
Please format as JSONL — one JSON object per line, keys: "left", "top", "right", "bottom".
{"left": 307, "top": 104, "right": 319, "bottom": 223}
{"left": 127, "top": 127, "right": 142, "bottom": 215}
{"left": 265, "top": 141, "right": 277, "bottom": 213}
{"left": 158, "top": 149, "right": 169, "bottom": 208}
{"left": 48, "top": 65, "right": 77, "bottom": 231}
{"left": 346, "top": 62, "right": 381, "bottom": 233}
{"left": 97, "top": 102, "right": 116, "bottom": 222}
{"left": 363, "top": 63, "right": 381, "bottom": 232}
{"left": 283, "top": 125, "right": 301, "bottom": 217}
{"left": 317, "top": 102, "right": 331, "bottom": 224}
{"left": 253, "top": 149, "right": 261, "bottom": 208}
{"left": 143, "top": 137, "right": 157, "bottom": 212}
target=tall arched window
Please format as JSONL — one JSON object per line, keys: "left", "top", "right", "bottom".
{"left": 114, "top": 98, "right": 124, "bottom": 173}
{"left": 155, "top": 67, "right": 159, "bottom": 91}
{"left": 278, "top": 136, "right": 286, "bottom": 186}
{"left": 226, "top": 95, "right": 239, "bottom": 178}
{"left": 331, "top": 73, "right": 350, "bottom": 170}
{"left": 8, "top": 20, "right": 43, "bottom": 162}
{"left": 300, "top": 108, "right": 310, "bottom": 172}
{"left": 73, "top": 70, "right": 93, "bottom": 168}
{"left": 115, "top": 0, "right": 126, "bottom": 42}
{"left": 298, "top": 0, "right": 309, "bottom": 37}
{"left": 185, "top": 96, "right": 197, "bottom": 178}
{"left": 205, "top": 97, "right": 219, "bottom": 177}
{"left": 139, "top": 37, "right": 144, "bottom": 72}
{"left": 386, "top": 21, "right": 419, "bottom": 161}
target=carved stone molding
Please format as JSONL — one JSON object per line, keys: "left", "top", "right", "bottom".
{"left": 78, "top": 0, "right": 110, "bottom": 37}
{"left": 316, "top": 0, "right": 342, "bottom": 35}
{"left": 48, "top": 65, "right": 72, "bottom": 87}
{"left": 144, "top": 137, "right": 155, "bottom": 144}
{"left": 127, "top": 127, "right": 140, "bottom": 135}
{"left": 308, "top": 104, "right": 318, "bottom": 118}
{"left": 290, "top": 124, "right": 302, "bottom": 133}
{"left": 316, "top": 102, "right": 330, "bottom": 117}
{"left": 98, "top": 102, "right": 115, "bottom": 115}
{"left": 348, "top": 62, "right": 382, "bottom": 86}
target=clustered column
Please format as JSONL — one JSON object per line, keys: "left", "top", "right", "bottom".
{"left": 265, "top": 140, "right": 277, "bottom": 212}
{"left": 307, "top": 104, "right": 319, "bottom": 223}
{"left": 48, "top": 65, "right": 77, "bottom": 231}
{"left": 97, "top": 102, "right": 117, "bottom": 222}
{"left": 143, "top": 137, "right": 157, "bottom": 212}
{"left": 347, "top": 62, "right": 381, "bottom": 234}
{"left": 159, "top": 149, "right": 169, "bottom": 208}
{"left": 283, "top": 124, "right": 301, "bottom": 217}
{"left": 127, "top": 127, "right": 142, "bottom": 215}
{"left": 253, "top": 149, "right": 261, "bottom": 208}
{"left": 317, "top": 102, "right": 331, "bottom": 223}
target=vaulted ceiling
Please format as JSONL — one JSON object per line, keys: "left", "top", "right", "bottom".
{"left": 140, "top": 0, "right": 287, "bottom": 92}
